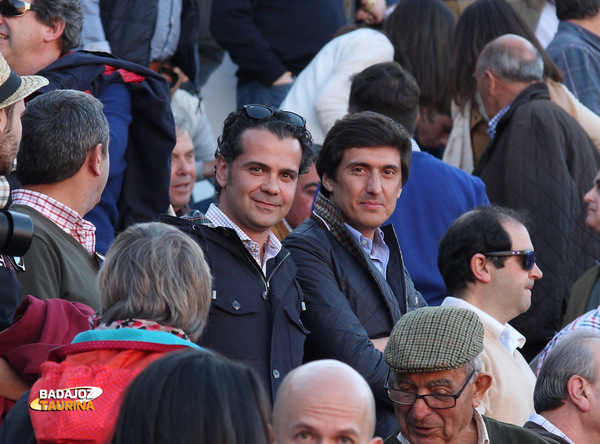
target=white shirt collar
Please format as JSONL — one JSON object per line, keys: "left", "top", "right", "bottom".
{"left": 441, "top": 296, "right": 526, "bottom": 353}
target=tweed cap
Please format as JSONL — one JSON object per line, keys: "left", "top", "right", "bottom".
{"left": 384, "top": 306, "right": 484, "bottom": 373}
{"left": 0, "top": 52, "right": 48, "bottom": 110}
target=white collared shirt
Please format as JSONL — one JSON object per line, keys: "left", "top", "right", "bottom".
{"left": 441, "top": 296, "right": 525, "bottom": 354}
{"left": 205, "top": 203, "right": 281, "bottom": 275}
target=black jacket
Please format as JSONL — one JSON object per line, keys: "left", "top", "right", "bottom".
{"left": 473, "top": 82, "right": 600, "bottom": 356}
{"left": 283, "top": 193, "right": 426, "bottom": 437}
{"left": 159, "top": 213, "right": 308, "bottom": 401}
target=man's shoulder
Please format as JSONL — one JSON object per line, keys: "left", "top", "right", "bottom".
{"left": 548, "top": 21, "right": 600, "bottom": 54}
{"left": 484, "top": 416, "right": 562, "bottom": 443}
{"left": 283, "top": 217, "right": 332, "bottom": 249}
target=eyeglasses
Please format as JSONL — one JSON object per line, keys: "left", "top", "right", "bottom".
{"left": 0, "top": 0, "right": 37, "bottom": 17}
{"left": 484, "top": 249, "right": 537, "bottom": 271}
{"left": 242, "top": 104, "right": 306, "bottom": 129}
{"left": 385, "top": 370, "right": 475, "bottom": 409}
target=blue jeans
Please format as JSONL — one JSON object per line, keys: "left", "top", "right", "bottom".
{"left": 236, "top": 80, "right": 293, "bottom": 110}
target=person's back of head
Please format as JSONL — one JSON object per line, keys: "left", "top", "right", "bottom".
{"left": 534, "top": 329, "right": 600, "bottom": 414}
{"left": 477, "top": 34, "right": 544, "bottom": 85}
{"left": 349, "top": 61, "right": 420, "bottom": 134}
{"left": 449, "top": 0, "right": 562, "bottom": 109}
{"left": 110, "top": 349, "right": 272, "bottom": 444}
{"left": 273, "top": 360, "right": 382, "bottom": 444}
{"left": 384, "top": 0, "right": 455, "bottom": 115}
{"left": 99, "top": 222, "right": 212, "bottom": 342}
{"left": 16, "top": 89, "right": 109, "bottom": 186}
{"left": 438, "top": 205, "right": 526, "bottom": 295}
{"left": 555, "top": 0, "right": 600, "bottom": 21}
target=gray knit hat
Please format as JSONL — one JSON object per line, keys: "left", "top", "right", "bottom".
{"left": 384, "top": 306, "right": 484, "bottom": 373}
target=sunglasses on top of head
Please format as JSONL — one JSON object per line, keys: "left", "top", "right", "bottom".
{"left": 0, "top": 0, "right": 37, "bottom": 17}
{"left": 242, "top": 104, "right": 306, "bottom": 129}
{"left": 484, "top": 250, "right": 537, "bottom": 271}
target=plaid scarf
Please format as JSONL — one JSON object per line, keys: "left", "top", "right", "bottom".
{"left": 312, "top": 191, "right": 378, "bottom": 274}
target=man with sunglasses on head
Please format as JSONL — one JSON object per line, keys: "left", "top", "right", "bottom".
{"left": 438, "top": 206, "right": 542, "bottom": 426}
{"left": 0, "top": 0, "right": 175, "bottom": 255}
{"left": 283, "top": 112, "right": 427, "bottom": 437}
{"left": 382, "top": 306, "right": 559, "bottom": 444}
{"left": 160, "top": 104, "right": 314, "bottom": 402}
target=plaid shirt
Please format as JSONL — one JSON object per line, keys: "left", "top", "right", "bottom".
{"left": 527, "top": 414, "right": 574, "bottom": 444}
{"left": 487, "top": 104, "right": 510, "bottom": 139}
{"left": 204, "top": 204, "right": 281, "bottom": 274}
{"left": 536, "top": 307, "right": 600, "bottom": 373}
{"left": 11, "top": 189, "right": 96, "bottom": 255}
{"left": 0, "top": 176, "right": 9, "bottom": 209}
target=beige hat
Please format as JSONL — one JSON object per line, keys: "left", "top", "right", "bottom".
{"left": 0, "top": 52, "right": 48, "bottom": 110}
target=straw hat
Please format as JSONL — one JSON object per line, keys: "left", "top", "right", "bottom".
{"left": 0, "top": 52, "right": 48, "bottom": 110}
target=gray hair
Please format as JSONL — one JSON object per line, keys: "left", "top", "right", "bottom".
{"left": 98, "top": 222, "right": 213, "bottom": 342}
{"left": 463, "top": 353, "right": 483, "bottom": 380}
{"left": 534, "top": 329, "right": 600, "bottom": 413}
{"left": 477, "top": 34, "right": 544, "bottom": 83}
{"left": 34, "top": 0, "right": 83, "bottom": 53}
{"left": 17, "top": 89, "right": 109, "bottom": 186}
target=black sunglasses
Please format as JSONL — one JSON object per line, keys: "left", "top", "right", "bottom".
{"left": 484, "top": 250, "right": 537, "bottom": 271}
{"left": 0, "top": 0, "right": 37, "bottom": 17}
{"left": 242, "top": 104, "right": 306, "bottom": 129}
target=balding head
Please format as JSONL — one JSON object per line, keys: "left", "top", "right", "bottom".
{"left": 273, "top": 360, "right": 382, "bottom": 444}
{"left": 475, "top": 34, "right": 544, "bottom": 118}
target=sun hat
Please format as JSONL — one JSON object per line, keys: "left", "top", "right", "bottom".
{"left": 0, "top": 52, "right": 48, "bottom": 109}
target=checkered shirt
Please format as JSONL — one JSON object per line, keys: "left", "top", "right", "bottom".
{"left": 0, "top": 176, "right": 9, "bottom": 209}
{"left": 205, "top": 203, "right": 281, "bottom": 274}
{"left": 487, "top": 104, "right": 511, "bottom": 139}
{"left": 536, "top": 307, "right": 600, "bottom": 374}
{"left": 11, "top": 189, "right": 96, "bottom": 255}
{"left": 527, "top": 414, "right": 574, "bottom": 444}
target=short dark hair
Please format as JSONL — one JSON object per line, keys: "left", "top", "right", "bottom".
{"left": 17, "top": 89, "right": 109, "bottom": 185}
{"left": 534, "top": 330, "right": 600, "bottom": 413}
{"left": 384, "top": 0, "right": 455, "bottom": 115}
{"left": 349, "top": 62, "right": 420, "bottom": 134}
{"left": 556, "top": 0, "right": 600, "bottom": 20}
{"left": 214, "top": 107, "right": 314, "bottom": 198}
{"left": 317, "top": 111, "right": 412, "bottom": 195}
{"left": 110, "top": 349, "right": 272, "bottom": 444}
{"left": 438, "top": 205, "right": 527, "bottom": 295}
{"left": 34, "top": 0, "right": 83, "bottom": 53}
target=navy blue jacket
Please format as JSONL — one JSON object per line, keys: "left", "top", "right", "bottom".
{"left": 284, "top": 213, "right": 426, "bottom": 437}
{"left": 159, "top": 214, "right": 308, "bottom": 401}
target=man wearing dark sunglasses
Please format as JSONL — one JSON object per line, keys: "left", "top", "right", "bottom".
{"left": 0, "top": 0, "right": 175, "bottom": 256}
{"left": 160, "top": 104, "right": 314, "bottom": 403}
{"left": 438, "top": 206, "right": 542, "bottom": 427}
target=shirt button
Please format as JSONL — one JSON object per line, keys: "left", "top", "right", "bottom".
{"left": 272, "top": 369, "right": 280, "bottom": 379}
{"left": 361, "top": 239, "right": 368, "bottom": 246}
{"left": 232, "top": 301, "right": 241, "bottom": 311}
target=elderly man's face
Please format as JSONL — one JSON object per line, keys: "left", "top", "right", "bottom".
{"left": 392, "top": 368, "right": 488, "bottom": 444}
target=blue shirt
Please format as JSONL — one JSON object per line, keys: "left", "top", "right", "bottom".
{"left": 345, "top": 223, "right": 390, "bottom": 278}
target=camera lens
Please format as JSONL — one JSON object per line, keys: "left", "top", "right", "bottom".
{"left": 0, "top": 210, "right": 33, "bottom": 257}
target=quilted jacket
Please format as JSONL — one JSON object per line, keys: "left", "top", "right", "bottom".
{"left": 473, "top": 82, "right": 600, "bottom": 356}
{"left": 283, "top": 192, "right": 426, "bottom": 437}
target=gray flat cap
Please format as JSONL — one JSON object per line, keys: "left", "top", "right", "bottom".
{"left": 384, "top": 306, "right": 484, "bottom": 373}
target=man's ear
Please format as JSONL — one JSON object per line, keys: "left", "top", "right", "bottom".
{"left": 215, "top": 154, "right": 229, "bottom": 189}
{"left": 484, "top": 70, "right": 498, "bottom": 96}
{"left": 44, "top": 18, "right": 66, "bottom": 44}
{"left": 369, "top": 437, "right": 384, "bottom": 444}
{"left": 88, "top": 143, "right": 104, "bottom": 176}
{"left": 470, "top": 253, "right": 492, "bottom": 284}
{"left": 472, "top": 372, "right": 492, "bottom": 407}
{"left": 321, "top": 173, "right": 334, "bottom": 193}
{"left": 0, "top": 108, "right": 8, "bottom": 134}
{"left": 567, "top": 375, "right": 592, "bottom": 412}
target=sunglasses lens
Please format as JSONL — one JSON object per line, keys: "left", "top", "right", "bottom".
{"left": 283, "top": 111, "right": 306, "bottom": 128}
{"left": 524, "top": 251, "right": 536, "bottom": 270}
{"left": 243, "top": 104, "right": 273, "bottom": 120}
{"left": 0, "top": 0, "right": 28, "bottom": 16}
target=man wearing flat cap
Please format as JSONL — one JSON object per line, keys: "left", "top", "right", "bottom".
{"left": 382, "top": 306, "right": 560, "bottom": 444}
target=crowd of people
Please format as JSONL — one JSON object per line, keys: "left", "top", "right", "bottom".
{"left": 1, "top": 0, "right": 600, "bottom": 443}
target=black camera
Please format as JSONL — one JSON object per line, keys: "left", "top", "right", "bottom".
{"left": 0, "top": 210, "right": 33, "bottom": 257}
